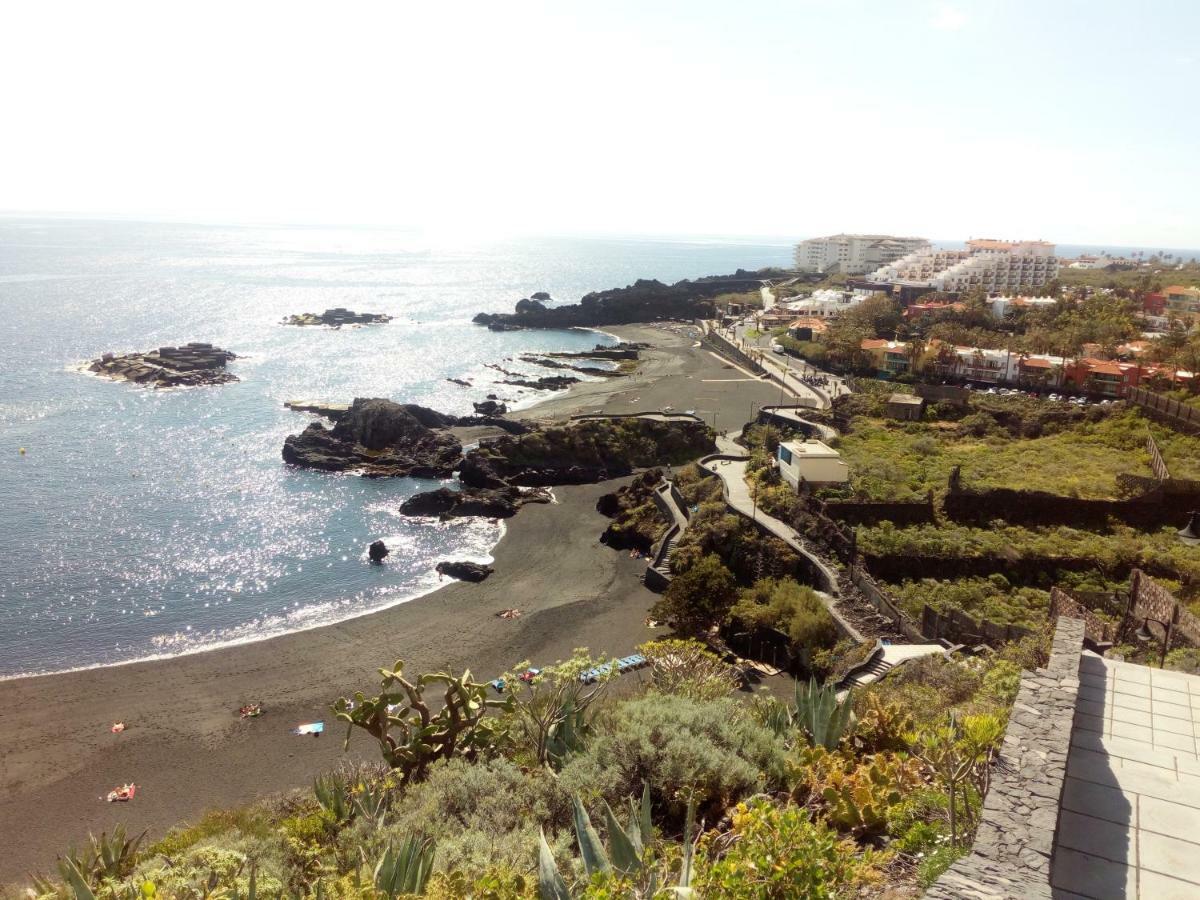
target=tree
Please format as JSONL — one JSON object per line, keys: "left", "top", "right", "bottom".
{"left": 908, "top": 713, "right": 1004, "bottom": 846}
{"left": 652, "top": 553, "right": 738, "bottom": 635}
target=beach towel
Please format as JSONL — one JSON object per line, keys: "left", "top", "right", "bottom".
{"left": 106, "top": 783, "right": 136, "bottom": 802}
{"left": 294, "top": 722, "right": 324, "bottom": 736}
{"left": 238, "top": 703, "right": 262, "bottom": 719}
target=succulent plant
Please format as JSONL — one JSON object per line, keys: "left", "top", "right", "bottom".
{"left": 793, "top": 678, "right": 855, "bottom": 749}
{"left": 333, "top": 660, "right": 511, "bottom": 783}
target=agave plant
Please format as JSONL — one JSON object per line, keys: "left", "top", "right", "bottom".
{"left": 372, "top": 835, "right": 436, "bottom": 898}
{"left": 352, "top": 779, "right": 391, "bottom": 830}
{"left": 314, "top": 773, "right": 354, "bottom": 824}
{"left": 538, "top": 786, "right": 696, "bottom": 899}
{"left": 793, "top": 678, "right": 854, "bottom": 749}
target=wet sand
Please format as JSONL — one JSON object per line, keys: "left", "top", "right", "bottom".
{"left": 0, "top": 321, "right": 791, "bottom": 884}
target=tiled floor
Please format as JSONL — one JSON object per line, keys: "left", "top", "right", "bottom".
{"left": 1052, "top": 652, "right": 1200, "bottom": 899}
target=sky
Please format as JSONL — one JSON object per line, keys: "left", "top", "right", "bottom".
{"left": 1, "top": 0, "right": 1198, "bottom": 247}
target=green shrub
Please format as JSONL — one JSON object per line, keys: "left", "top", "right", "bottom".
{"left": 695, "top": 798, "right": 883, "bottom": 898}
{"left": 731, "top": 578, "right": 838, "bottom": 655}
{"left": 652, "top": 553, "right": 738, "bottom": 634}
{"left": 558, "top": 695, "right": 786, "bottom": 825}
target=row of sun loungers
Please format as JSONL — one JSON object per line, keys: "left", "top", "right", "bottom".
{"left": 580, "top": 653, "right": 648, "bottom": 684}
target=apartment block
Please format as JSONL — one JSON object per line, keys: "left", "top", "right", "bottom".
{"left": 793, "top": 234, "right": 929, "bottom": 275}
{"left": 868, "top": 239, "right": 1059, "bottom": 293}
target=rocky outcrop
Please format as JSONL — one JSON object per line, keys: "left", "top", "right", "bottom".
{"left": 368, "top": 540, "right": 389, "bottom": 562}
{"left": 519, "top": 356, "right": 625, "bottom": 377}
{"left": 501, "top": 375, "right": 579, "bottom": 391}
{"left": 459, "top": 418, "right": 715, "bottom": 488}
{"left": 88, "top": 344, "right": 238, "bottom": 388}
{"left": 283, "top": 308, "right": 392, "bottom": 327}
{"left": 284, "top": 400, "right": 350, "bottom": 421}
{"left": 399, "top": 485, "right": 550, "bottom": 519}
{"left": 446, "top": 378, "right": 472, "bottom": 387}
{"left": 473, "top": 400, "right": 507, "bottom": 416}
{"left": 547, "top": 342, "right": 647, "bottom": 361}
{"left": 282, "top": 398, "right": 462, "bottom": 477}
{"left": 436, "top": 560, "right": 494, "bottom": 582}
{"left": 472, "top": 272, "right": 772, "bottom": 330}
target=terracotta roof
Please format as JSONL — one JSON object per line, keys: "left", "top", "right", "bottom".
{"left": 861, "top": 339, "right": 890, "bottom": 350}
{"left": 1088, "top": 363, "right": 1125, "bottom": 376}
{"left": 1020, "top": 358, "right": 1054, "bottom": 368}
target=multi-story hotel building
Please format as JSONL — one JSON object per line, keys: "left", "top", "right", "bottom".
{"left": 868, "top": 239, "right": 1059, "bottom": 293}
{"left": 793, "top": 234, "right": 929, "bottom": 275}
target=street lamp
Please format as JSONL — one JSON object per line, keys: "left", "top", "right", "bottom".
{"left": 1178, "top": 511, "right": 1200, "bottom": 546}
{"left": 1134, "top": 615, "right": 1174, "bottom": 668}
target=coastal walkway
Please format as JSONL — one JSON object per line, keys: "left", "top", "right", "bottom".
{"left": 644, "top": 479, "right": 690, "bottom": 590}
{"left": 569, "top": 411, "right": 705, "bottom": 424}
{"left": 700, "top": 442, "right": 864, "bottom": 643}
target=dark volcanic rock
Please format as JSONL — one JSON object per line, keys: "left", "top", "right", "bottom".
{"left": 530, "top": 291, "right": 551, "bottom": 301}
{"left": 473, "top": 399, "right": 507, "bottom": 416}
{"left": 436, "top": 560, "right": 494, "bottom": 582}
{"left": 472, "top": 271, "right": 774, "bottom": 330}
{"left": 284, "top": 308, "right": 392, "bottom": 327}
{"left": 459, "top": 418, "right": 714, "bottom": 488}
{"left": 281, "top": 398, "right": 462, "bottom": 477}
{"left": 500, "top": 375, "right": 579, "bottom": 391}
{"left": 446, "top": 377, "right": 472, "bottom": 387}
{"left": 368, "top": 540, "right": 389, "bottom": 562}
{"left": 399, "top": 485, "right": 549, "bottom": 519}
{"left": 547, "top": 342, "right": 646, "bottom": 361}
{"left": 87, "top": 343, "right": 238, "bottom": 388}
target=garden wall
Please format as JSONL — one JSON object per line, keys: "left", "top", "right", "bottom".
{"left": 1127, "top": 386, "right": 1200, "bottom": 434}
{"left": 702, "top": 329, "right": 766, "bottom": 376}
{"left": 919, "top": 605, "right": 1032, "bottom": 648}
{"left": 820, "top": 495, "right": 936, "bottom": 527}
{"left": 927, "top": 616, "right": 1086, "bottom": 900}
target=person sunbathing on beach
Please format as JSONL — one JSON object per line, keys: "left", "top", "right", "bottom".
{"left": 106, "top": 783, "right": 136, "bottom": 802}
{"left": 238, "top": 703, "right": 263, "bottom": 719}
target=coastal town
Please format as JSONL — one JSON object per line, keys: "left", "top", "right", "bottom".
{"left": 8, "top": 235, "right": 1200, "bottom": 898}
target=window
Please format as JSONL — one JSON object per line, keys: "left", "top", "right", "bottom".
{"left": 778, "top": 445, "right": 793, "bottom": 465}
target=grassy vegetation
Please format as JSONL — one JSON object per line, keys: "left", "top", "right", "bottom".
{"left": 830, "top": 408, "right": 1157, "bottom": 500}
{"left": 24, "top": 637, "right": 1036, "bottom": 899}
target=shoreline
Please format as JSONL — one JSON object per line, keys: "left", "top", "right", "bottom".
{"left": 5, "top": 325, "right": 655, "bottom": 683}
{"left": 0, "top": 320, "right": 793, "bottom": 884}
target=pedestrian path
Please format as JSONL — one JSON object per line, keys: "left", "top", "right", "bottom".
{"left": 1053, "top": 652, "right": 1200, "bottom": 899}
{"left": 700, "top": 450, "right": 863, "bottom": 642}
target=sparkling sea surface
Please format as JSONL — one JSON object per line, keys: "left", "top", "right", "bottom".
{"left": 0, "top": 218, "right": 792, "bottom": 676}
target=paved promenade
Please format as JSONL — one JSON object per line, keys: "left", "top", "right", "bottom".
{"left": 1054, "top": 652, "right": 1200, "bottom": 899}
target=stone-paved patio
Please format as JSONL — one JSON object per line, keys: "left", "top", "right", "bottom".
{"left": 1053, "top": 651, "right": 1200, "bottom": 899}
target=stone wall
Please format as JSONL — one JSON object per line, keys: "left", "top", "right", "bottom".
{"left": 850, "top": 566, "right": 926, "bottom": 642}
{"left": 821, "top": 495, "right": 936, "bottom": 527}
{"left": 702, "top": 329, "right": 766, "bottom": 376}
{"left": 919, "top": 605, "right": 1032, "bottom": 649}
{"left": 1130, "top": 568, "right": 1200, "bottom": 647}
{"left": 926, "top": 616, "right": 1086, "bottom": 900}
{"left": 1049, "top": 587, "right": 1118, "bottom": 646}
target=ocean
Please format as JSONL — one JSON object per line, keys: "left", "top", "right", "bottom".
{"left": 0, "top": 218, "right": 793, "bottom": 677}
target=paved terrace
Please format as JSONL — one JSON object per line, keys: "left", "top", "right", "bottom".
{"left": 1054, "top": 652, "right": 1200, "bottom": 899}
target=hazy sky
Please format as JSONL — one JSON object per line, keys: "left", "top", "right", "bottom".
{"left": 2, "top": 0, "right": 1197, "bottom": 247}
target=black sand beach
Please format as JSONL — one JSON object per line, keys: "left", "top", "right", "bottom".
{"left": 0, "top": 323, "right": 797, "bottom": 883}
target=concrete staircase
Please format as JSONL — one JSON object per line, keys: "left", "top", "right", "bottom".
{"left": 644, "top": 480, "right": 690, "bottom": 591}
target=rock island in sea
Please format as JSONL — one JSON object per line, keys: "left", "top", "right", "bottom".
{"left": 87, "top": 343, "right": 238, "bottom": 387}
{"left": 282, "top": 308, "right": 392, "bottom": 327}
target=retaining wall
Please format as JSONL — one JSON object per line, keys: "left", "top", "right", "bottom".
{"left": 920, "top": 605, "right": 1032, "bottom": 649}
{"left": 702, "top": 329, "right": 767, "bottom": 376}
{"left": 926, "top": 616, "right": 1086, "bottom": 900}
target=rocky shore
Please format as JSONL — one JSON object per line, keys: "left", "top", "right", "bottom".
{"left": 88, "top": 343, "right": 238, "bottom": 387}
{"left": 282, "top": 398, "right": 462, "bottom": 477}
{"left": 283, "top": 308, "right": 392, "bottom": 327}
{"left": 399, "top": 484, "right": 551, "bottom": 519}
{"left": 471, "top": 270, "right": 771, "bottom": 330}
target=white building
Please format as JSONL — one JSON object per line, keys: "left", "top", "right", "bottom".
{"left": 777, "top": 439, "right": 849, "bottom": 489}
{"left": 794, "top": 234, "right": 929, "bottom": 275}
{"left": 782, "top": 289, "right": 866, "bottom": 319}
{"left": 988, "top": 295, "right": 1059, "bottom": 319}
{"left": 868, "top": 239, "right": 1059, "bottom": 293}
